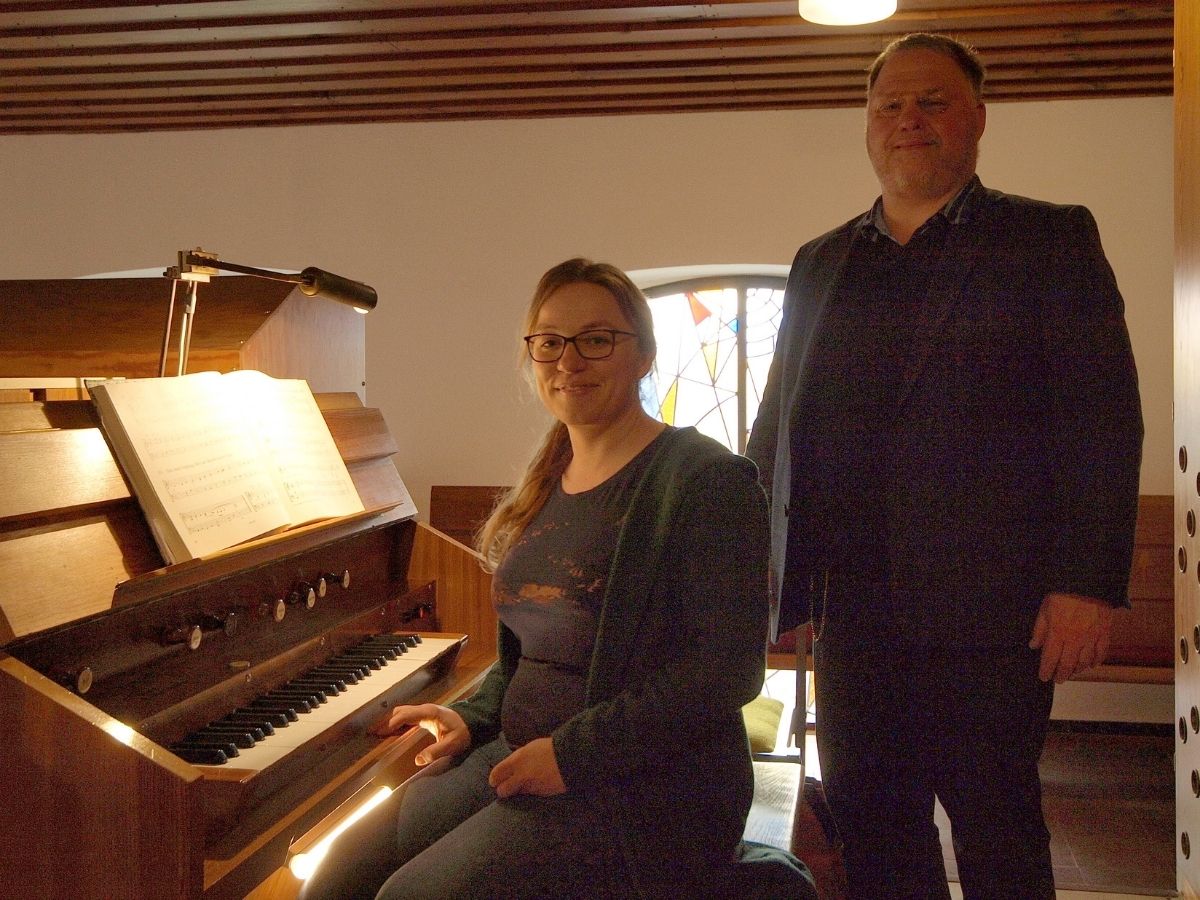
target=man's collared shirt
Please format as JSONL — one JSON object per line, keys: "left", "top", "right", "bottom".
{"left": 857, "top": 174, "right": 985, "bottom": 243}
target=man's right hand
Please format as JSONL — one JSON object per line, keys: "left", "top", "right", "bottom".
{"left": 1028, "top": 592, "right": 1114, "bottom": 683}
{"left": 373, "top": 703, "right": 470, "bottom": 765}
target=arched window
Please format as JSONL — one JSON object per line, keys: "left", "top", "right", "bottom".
{"left": 641, "top": 276, "right": 787, "bottom": 453}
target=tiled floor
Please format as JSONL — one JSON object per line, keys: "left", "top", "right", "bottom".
{"left": 948, "top": 886, "right": 1156, "bottom": 900}
{"left": 937, "top": 726, "right": 1175, "bottom": 897}
{"left": 761, "top": 669, "right": 1177, "bottom": 899}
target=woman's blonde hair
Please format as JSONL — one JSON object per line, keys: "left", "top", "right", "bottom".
{"left": 475, "top": 258, "right": 656, "bottom": 569}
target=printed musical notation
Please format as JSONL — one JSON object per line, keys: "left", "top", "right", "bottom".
{"left": 251, "top": 378, "right": 362, "bottom": 520}
{"left": 89, "top": 370, "right": 365, "bottom": 564}
{"left": 164, "top": 462, "right": 252, "bottom": 502}
{"left": 282, "top": 468, "right": 354, "bottom": 503}
{"left": 181, "top": 488, "right": 279, "bottom": 534}
{"left": 181, "top": 497, "right": 251, "bottom": 534}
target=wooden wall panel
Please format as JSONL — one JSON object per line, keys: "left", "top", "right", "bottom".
{"left": 240, "top": 290, "right": 365, "bottom": 399}
{"left": 1177, "top": 0, "right": 1199, "bottom": 893}
{"left": 427, "top": 484, "right": 507, "bottom": 548}
{"left": 407, "top": 522, "right": 495, "bottom": 668}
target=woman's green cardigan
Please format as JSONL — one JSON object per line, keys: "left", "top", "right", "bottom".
{"left": 451, "top": 426, "right": 771, "bottom": 898}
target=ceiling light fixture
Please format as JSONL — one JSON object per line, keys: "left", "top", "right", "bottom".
{"left": 798, "top": 0, "right": 897, "bottom": 26}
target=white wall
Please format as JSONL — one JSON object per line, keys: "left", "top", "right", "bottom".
{"left": 0, "top": 97, "right": 1173, "bottom": 521}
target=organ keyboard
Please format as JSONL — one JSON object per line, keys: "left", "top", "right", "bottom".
{"left": 174, "top": 634, "right": 463, "bottom": 772}
{"left": 0, "top": 393, "right": 497, "bottom": 900}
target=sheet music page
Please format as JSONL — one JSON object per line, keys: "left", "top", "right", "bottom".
{"left": 90, "top": 372, "right": 292, "bottom": 563}
{"left": 224, "top": 370, "right": 365, "bottom": 525}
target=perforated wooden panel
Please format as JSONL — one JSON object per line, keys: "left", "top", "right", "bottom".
{"left": 1175, "top": 1, "right": 1199, "bottom": 894}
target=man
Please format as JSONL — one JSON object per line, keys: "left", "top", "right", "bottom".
{"left": 746, "top": 33, "right": 1143, "bottom": 899}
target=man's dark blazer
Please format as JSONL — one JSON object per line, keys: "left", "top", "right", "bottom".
{"left": 746, "top": 182, "right": 1144, "bottom": 648}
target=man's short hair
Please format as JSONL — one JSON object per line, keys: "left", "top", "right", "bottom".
{"left": 866, "top": 33, "right": 986, "bottom": 98}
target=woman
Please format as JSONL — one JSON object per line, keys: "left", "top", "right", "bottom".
{"left": 302, "top": 258, "right": 794, "bottom": 899}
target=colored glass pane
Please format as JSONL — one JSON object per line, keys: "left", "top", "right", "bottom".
{"left": 643, "top": 281, "right": 785, "bottom": 452}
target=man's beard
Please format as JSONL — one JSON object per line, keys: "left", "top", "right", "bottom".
{"left": 878, "top": 145, "right": 978, "bottom": 201}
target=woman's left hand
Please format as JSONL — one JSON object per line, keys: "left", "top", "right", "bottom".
{"left": 489, "top": 736, "right": 567, "bottom": 798}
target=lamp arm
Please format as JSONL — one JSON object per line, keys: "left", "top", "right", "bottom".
{"left": 177, "top": 250, "right": 377, "bottom": 311}
{"left": 180, "top": 252, "right": 307, "bottom": 287}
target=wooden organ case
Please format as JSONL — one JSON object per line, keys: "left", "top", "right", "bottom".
{"left": 0, "top": 277, "right": 497, "bottom": 899}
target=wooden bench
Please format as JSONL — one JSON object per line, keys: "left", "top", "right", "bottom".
{"left": 428, "top": 487, "right": 1174, "bottom": 686}
{"left": 1083, "top": 494, "right": 1173, "bottom": 684}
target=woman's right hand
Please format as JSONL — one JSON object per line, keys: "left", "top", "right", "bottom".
{"left": 373, "top": 703, "right": 470, "bottom": 765}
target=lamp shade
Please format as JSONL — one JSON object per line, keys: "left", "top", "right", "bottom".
{"left": 798, "top": 0, "right": 896, "bottom": 26}
{"left": 298, "top": 267, "right": 378, "bottom": 312}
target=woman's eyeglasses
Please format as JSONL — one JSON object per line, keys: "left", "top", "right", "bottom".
{"left": 523, "top": 329, "right": 637, "bottom": 363}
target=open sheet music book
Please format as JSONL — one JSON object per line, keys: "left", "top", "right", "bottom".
{"left": 90, "top": 370, "right": 367, "bottom": 565}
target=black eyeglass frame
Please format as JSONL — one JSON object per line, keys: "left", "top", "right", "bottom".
{"left": 523, "top": 329, "right": 639, "bottom": 362}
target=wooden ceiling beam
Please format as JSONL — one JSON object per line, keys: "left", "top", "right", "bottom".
{"left": 0, "top": 69, "right": 1171, "bottom": 123}
{"left": 0, "top": 87, "right": 1172, "bottom": 135}
{"left": 0, "top": 0, "right": 774, "bottom": 28}
{"left": 0, "top": 79, "right": 1172, "bottom": 136}
{"left": 0, "top": 26, "right": 1173, "bottom": 77}
{"left": 0, "top": 6, "right": 1172, "bottom": 61}
{"left": 0, "top": 1, "right": 1171, "bottom": 41}
{"left": 0, "top": 0, "right": 1173, "bottom": 134}
{"left": 3, "top": 65, "right": 1171, "bottom": 107}
{"left": 0, "top": 32, "right": 1171, "bottom": 85}
{"left": 0, "top": 60, "right": 1171, "bottom": 108}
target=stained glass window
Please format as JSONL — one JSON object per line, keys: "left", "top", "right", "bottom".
{"left": 641, "top": 277, "right": 786, "bottom": 453}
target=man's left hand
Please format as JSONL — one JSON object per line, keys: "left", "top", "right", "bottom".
{"left": 488, "top": 737, "right": 567, "bottom": 798}
{"left": 1029, "top": 592, "right": 1114, "bottom": 683}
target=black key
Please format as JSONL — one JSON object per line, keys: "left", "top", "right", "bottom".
{"left": 338, "top": 644, "right": 384, "bottom": 656}
{"left": 369, "top": 645, "right": 406, "bottom": 658}
{"left": 297, "top": 691, "right": 336, "bottom": 705}
{"left": 218, "top": 715, "right": 276, "bottom": 736}
{"left": 266, "top": 696, "right": 324, "bottom": 710}
{"left": 174, "top": 739, "right": 239, "bottom": 758}
{"left": 261, "top": 694, "right": 314, "bottom": 713}
{"left": 188, "top": 729, "right": 255, "bottom": 749}
{"left": 267, "top": 690, "right": 324, "bottom": 706}
{"left": 202, "top": 724, "right": 266, "bottom": 742}
{"left": 358, "top": 648, "right": 398, "bottom": 662}
{"left": 290, "top": 678, "right": 346, "bottom": 694}
{"left": 309, "top": 663, "right": 368, "bottom": 680}
{"left": 172, "top": 746, "right": 228, "bottom": 765}
{"left": 337, "top": 652, "right": 383, "bottom": 669}
{"left": 244, "top": 701, "right": 300, "bottom": 722}
{"left": 304, "top": 670, "right": 359, "bottom": 687}
{"left": 366, "top": 635, "right": 409, "bottom": 650}
{"left": 232, "top": 707, "right": 289, "bottom": 728}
